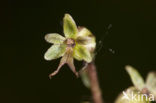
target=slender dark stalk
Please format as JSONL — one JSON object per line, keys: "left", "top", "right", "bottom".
{"left": 86, "top": 62, "right": 103, "bottom": 103}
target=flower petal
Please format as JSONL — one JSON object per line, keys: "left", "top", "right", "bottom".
{"left": 77, "top": 27, "right": 96, "bottom": 52}
{"left": 74, "top": 44, "right": 92, "bottom": 63}
{"left": 146, "top": 72, "right": 156, "bottom": 98}
{"left": 126, "top": 65, "right": 145, "bottom": 91}
{"left": 67, "top": 54, "right": 79, "bottom": 77}
{"left": 45, "top": 33, "right": 65, "bottom": 44}
{"left": 48, "top": 47, "right": 78, "bottom": 78}
{"left": 44, "top": 44, "right": 66, "bottom": 61}
{"left": 49, "top": 54, "right": 67, "bottom": 79}
{"left": 63, "top": 14, "right": 78, "bottom": 38}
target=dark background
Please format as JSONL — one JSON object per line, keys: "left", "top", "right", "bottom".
{"left": 1, "top": 0, "right": 156, "bottom": 103}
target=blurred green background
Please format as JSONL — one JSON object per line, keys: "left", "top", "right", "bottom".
{"left": 1, "top": 0, "right": 156, "bottom": 103}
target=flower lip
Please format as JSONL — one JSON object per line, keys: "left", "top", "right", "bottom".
{"left": 65, "top": 38, "right": 75, "bottom": 47}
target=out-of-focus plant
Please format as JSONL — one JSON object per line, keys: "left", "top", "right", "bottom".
{"left": 115, "top": 65, "right": 156, "bottom": 103}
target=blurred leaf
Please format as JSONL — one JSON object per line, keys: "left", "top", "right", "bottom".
{"left": 44, "top": 44, "right": 66, "bottom": 60}
{"left": 126, "top": 65, "right": 145, "bottom": 91}
{"left": 63, "top": 14, "right": 78, "bottom": 39}
{"left": 45, "top": 33, "right": 65, "bottom": 44}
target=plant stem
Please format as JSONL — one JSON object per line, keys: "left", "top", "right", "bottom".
{"left": 86, "top": 62, "right": 103, "bottom": 103}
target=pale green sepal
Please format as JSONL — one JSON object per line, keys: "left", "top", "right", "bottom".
{"left": 44, "top": 44, "right": 66, "bottom": 61}
{"left": 126, "top": 65, "right": 145, "bottom": 91}
{"left": 76, "top": 36, "right": 93, "bottom": 45}
{"left": 45, "top": 33, "right": 65, "bottom": 44}
{"left": 146, "top": 72, "right": 156, "bottom": 98}
{"left": 77, "top": 27, "right": 96, "bottom": 52}
{"left": 73, "top": 44, "right": 92, "bottom": 63}
{"left": 63, "top": 14, "right": 78, "bottom": 38}
{"left": 78, "top": 26, "right": 92, "bottom": 36}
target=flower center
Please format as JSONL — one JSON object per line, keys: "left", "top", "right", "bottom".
{"left": 65, "top": 38, "right": 75, "bottom": 47}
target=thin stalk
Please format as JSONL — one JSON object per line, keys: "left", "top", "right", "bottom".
{"left": 86, "top": 62, "right": 103, "bottom": 103}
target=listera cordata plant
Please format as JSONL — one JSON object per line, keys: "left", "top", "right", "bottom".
{"left": 44, "top": 14, "right": 96, "bottom": 79}
{"left": 115, "top": 65, "right": 156, "bottom": 103}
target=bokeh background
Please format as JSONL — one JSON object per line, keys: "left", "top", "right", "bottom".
{"left": 1, "top": 0, "right": 156, "bottom": 103}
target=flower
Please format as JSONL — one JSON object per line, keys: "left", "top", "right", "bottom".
{"left": 115, "top": 66, "right": 156, "bottom": 103}
{"left": 125, "top": 66, "right": 156, "bottom": 100}
{"left": 44, "top": 14, "right": 96, "bottom": 79}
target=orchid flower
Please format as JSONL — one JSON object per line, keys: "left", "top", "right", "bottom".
{"left": 115, "top": 66, "right": 156, "bottom": 103}
{"left": 44, "top": 14, "right": 96, "bottom": 78}
{"left": 125, "top": 65, "right": 156, "bottom": 100}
